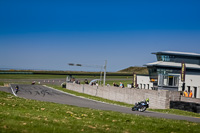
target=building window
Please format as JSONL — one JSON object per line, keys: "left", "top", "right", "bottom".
{"left": 163, "top": 76, "right": 168, "bottom": 86}
{"left": 168, "top": 76, "right": 173, "bottom": 86}
{"left": 194, "top": 87, "right": 197, "bottom": 98}
{"left": 157, "top": 55, "right": 171, "bottom": 62}
{"left": 187, "top": 86, "right": 190, "bottom": 92}
{"left": 174, "top": 76, "right": 179, "bottom": 86}
{"left": 157, "top": 54, "right": 200, "bottom": 65}
{"left": 158, "top": 74, "right": 179, "bottom": 87}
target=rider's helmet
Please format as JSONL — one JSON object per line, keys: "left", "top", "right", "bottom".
{"left": 145, "top": 98, "right": 149, "bottom": 102}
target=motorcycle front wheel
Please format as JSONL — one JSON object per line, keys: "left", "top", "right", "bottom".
{"left": 139, "top": 106, "right": 146, "bottom": 112}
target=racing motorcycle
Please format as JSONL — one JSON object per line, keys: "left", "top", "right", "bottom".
{"left": 131, "top": 98, "right": 149, "bottom": 112}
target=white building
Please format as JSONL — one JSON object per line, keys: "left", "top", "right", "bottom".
{"left": 137, "top": 51, "right": 200, "bottom": 98}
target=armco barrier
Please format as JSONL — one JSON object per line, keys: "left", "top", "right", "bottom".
{"left": 170, "top": 101, "right": 200, "bottom": 113}
{"left": 181, "top": 96, "right": 200, "bottom": 104}
{"left": 66, "top": 83, "right": 171, "bottom": 109}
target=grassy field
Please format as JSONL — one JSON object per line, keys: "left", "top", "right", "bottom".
{"left": 0, "top": 91, "right": 200, "bottom": 133}
{"left": 0, "top": 74, "right": 67, "bottom": 79}
{"left": 0, "top": 82, "right": 4, "bottom": 86}
{"left": 0, "top": 74, "right": 132, "bottom": 79}
{"left": 0, "top": 74, "right": 133, "bottom": 87}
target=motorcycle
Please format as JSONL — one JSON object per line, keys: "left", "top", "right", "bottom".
{"left": 132, "top": 100, "right": 149, "bottom": 112}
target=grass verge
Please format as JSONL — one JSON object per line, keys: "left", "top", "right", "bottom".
{"left": 147, "top": 109, "right": 200, "bottom": 118}
{"left": 0, "top": 91, "right": 200, "bottom": 133}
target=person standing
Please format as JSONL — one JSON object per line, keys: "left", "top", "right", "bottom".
{"left": 96, "top": 83, "right": 99, "bottom": 89}
{"left": 183, "top": 90, "right": 188, "bottom": 97}
{"left": 84, "top": 79, "right": 89, "bottom": 84}
{"left": 119, "top": 82, "right": 123, "bottom": 88}
{"left": 189, "top": 90, "right": 193, "bottom": 98}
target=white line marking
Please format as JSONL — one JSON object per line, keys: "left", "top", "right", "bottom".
{"left": 10, "top": 84, "right": 17, "bottom": 97}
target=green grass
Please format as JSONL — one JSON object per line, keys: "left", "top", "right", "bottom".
{"left": 148, "top": 109, "right": 200, "bottom": 118}
{"left": 0, "top": 74, "right": 133, "bottom": 87}
{"left": 0, "top": 74, "right": 132, "bottom": 80}
{"left": 0, "top": 74, "right": 67, "bottom": 79}
{"left": 49, "top": 85, "right": 200, "bottom": 118}
{"left": 118, "top": 66, "right": 149, "bottom": 75}
{"left": 0, "top": 91, "right": 200, "bottom": 133}
{"left": 0, "top": 82, "right": 4, "bottom": 86}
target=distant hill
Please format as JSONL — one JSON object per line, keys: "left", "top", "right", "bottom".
{"left": 118, "top": 66, "right": 149, "bottom": 75}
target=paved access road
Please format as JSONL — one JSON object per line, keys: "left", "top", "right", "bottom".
{"left": 4, "top": 84, "right": 200, "bottom": 123}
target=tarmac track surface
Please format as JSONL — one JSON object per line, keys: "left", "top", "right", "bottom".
{"left": 5, "top": 84, "right": 200, "bottom": 123}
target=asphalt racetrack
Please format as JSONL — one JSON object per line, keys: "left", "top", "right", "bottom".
{"left": 2, "top": 84, "right": 200, "bottom": 123}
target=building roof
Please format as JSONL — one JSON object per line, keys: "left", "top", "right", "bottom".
{"left": 145, "top": 61, "right": 200, "bottom": 69}
{"left": 152, "top": 51, "right": 200, "bottom": 58}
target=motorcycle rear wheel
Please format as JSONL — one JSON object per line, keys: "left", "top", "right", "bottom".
{"left": 131, "top": 107, "right": 135, "bottom": 111}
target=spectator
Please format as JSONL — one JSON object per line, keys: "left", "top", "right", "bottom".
{"left": 32, "top": 81, "right": 35, "bottom": 85}
{"left": 75, "top": 80, "right": 80, "bottom": 84}
{"left": 183, "top": 90, "right": 188, "bottom": 97}
{"left": 84, "top": 79, "right": 89, "bottom": 84}
{"left": 113, "top": 82, "right": 119, "bottom": 87}
{"left": 189, "top": 90, "right": 193, "bottom": 98}
{"left": 96, "top": 83, "right": 99, "bottom": 89}
{"left": 119, "top": 82, "right": 123, "bottom": 88}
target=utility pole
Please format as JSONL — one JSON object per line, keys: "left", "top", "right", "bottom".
{"left": 103, "top": 60, "right": 107, "bottom": 86}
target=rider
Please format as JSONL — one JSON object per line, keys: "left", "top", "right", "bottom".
{"left": 135, "top": 98, "right": 149, "bottom": 107}
{"left": 145, "top": 98, "right": 149, "bottom": 103}
{"left": 15, "top": 85, "right": 19, "bottom": 94}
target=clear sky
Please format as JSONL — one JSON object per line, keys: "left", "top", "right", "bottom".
{"left": 0, "top": 0, "right": 200, "bottom": 72}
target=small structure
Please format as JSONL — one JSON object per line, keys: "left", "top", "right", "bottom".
{"left": 66, "top": 75, "right": 75, "bottom": 83}
{"left": 89, "top": 79, "right": 101, "bottom": 86}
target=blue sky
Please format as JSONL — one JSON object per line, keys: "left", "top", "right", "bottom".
{"left": 0, "top": 0, "right": 200, "bottom": 72}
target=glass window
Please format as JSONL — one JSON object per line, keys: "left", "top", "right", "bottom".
{"left": 194, "top": 87, "right": 197, "bottom": 98}
{"left": 168, "top": 76, "right": 173, "bottom": 86}
{"left": 174, "top": 76, "right": 179, "bottom": 86}
{"left": 163, "top": 76, "right": 168, "bottom": 86}
{"left": 158, "top": 74, "right": 179, "bottom": 87}
{"left": 156, "top": 54, "right": 200, "bottom": 65}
